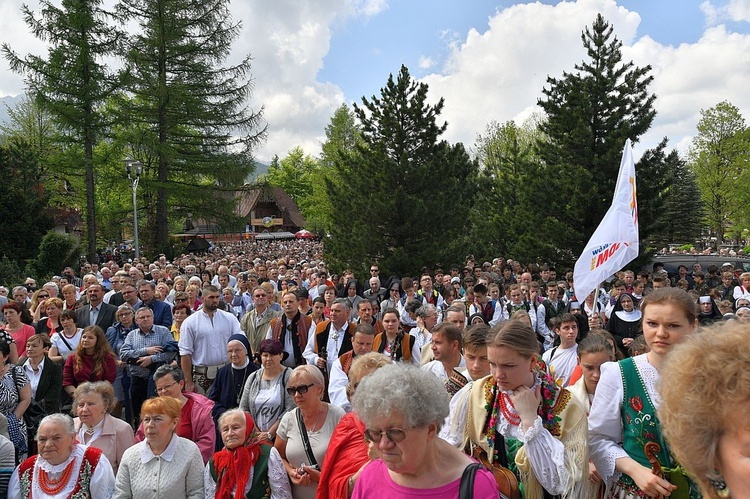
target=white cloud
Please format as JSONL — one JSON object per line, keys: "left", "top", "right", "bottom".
{"left": 418, "top": 56, "right": 435, "bottom": 69}
{"left": 419, "top": 0, "right": 750, "bottom": 159}
{"left": 700, "top": 1, "right": 720, "bottom": 25}
{"left": 727, "top": 0, "right": 750, "bottom": 22}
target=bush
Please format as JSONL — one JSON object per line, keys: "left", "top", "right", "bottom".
{"left": 31, "top": 232, "right": 80, "bottom": 279}
{"left": 0, "top": 256, "right": 24, "bottom": 287}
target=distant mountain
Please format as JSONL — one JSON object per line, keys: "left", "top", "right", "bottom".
{"left": 247, "top": 159, "right": 270, "bottom": 183}
{"left": 0, "top": 94, "right": 25, "bottom": 128}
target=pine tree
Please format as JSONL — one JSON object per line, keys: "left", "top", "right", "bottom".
{"left": 115, "top": 0, "right": 265, "bottom": 253}
{"left": 3, "top": 0, "right": 121, "bottom": 261}
{"left": 326, "top": 65, "right": 477, "bottom": 276}
{"left": 536, "top": 14, "right": 657, "bottom": 265}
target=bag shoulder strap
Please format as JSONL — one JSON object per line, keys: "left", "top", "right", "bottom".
{"left": 458, "top": 462, "right": 481, "bottom": 499}
{"left": 295, "top": 408, "right": 318, "bottom": 467}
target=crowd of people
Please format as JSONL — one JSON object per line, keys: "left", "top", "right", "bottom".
{"left": 0, "top": 238, "right": 747, "bottom": 498}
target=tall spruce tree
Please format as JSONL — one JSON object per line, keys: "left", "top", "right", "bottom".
{"left": 3, "top": 0, "right": 121, "bottom": 261}
{"left": 115, "top": 0, "right": 265, "bottom": 253}
{"left": 325, "top": 66, "right": 477, "bottom": 276}
{"left": 536, "top": 14, "right": 657, "bottom": 265}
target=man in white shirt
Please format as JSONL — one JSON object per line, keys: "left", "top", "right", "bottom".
{"left": 421, "top": 323, "right": 465, "bottom": 385}
{"left": 179, "top": 285, "right": 243, "bottom": 394}
{"left": 541, "top": 313, "right": 579, "bottom": 387}
{"left": 304, "top": 298, "right": 354, "bottom": 371}
{"left": 328, "top": 323, "right": 375, "bottom": 412}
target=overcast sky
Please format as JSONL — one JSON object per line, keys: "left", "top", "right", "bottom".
{"left": 1, "top": 0, "right": 749, "bottom": 162}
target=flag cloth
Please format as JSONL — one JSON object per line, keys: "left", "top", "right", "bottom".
{"left": 573, "top": 139, "right": 639, "bottom": 301}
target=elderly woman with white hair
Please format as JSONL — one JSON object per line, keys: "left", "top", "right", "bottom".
{"left": 274, "top": 364, "right": 344, "bottom": 499}
{"left": 350, "top": 363, "right": 498, "bottom": 498}
{"left": 8, "top": 413, "right": 115, "bottom": 499}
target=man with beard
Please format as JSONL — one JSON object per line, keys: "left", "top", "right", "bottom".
{"left": 179, "top": 285, "right": 242, "bottom": 394}
{"left": 268, "top": 291, "right": 313, "bottom": 368}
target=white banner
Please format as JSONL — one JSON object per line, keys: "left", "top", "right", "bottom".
{"left": 573, "top": 139, "right": 639, "bottom": 301}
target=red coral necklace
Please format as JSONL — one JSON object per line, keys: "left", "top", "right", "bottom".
{"left": 498, "top": 392, "right": 522, "bottom": 426}
{"left": 38, "top": 458, "right": 77, "bottom": 495}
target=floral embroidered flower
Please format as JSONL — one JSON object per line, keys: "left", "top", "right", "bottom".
{"left": 629, "top": 396, "right": 644, "bottom": 412}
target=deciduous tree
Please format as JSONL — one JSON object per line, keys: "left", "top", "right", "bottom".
{"left": 688, "top": 101, "right": 750, "bottom": 243}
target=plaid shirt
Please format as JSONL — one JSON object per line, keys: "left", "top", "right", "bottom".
{"left": 119, "top": 325, "right": 174, "bottom": 379}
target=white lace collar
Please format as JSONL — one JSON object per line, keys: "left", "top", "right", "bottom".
{"left": 37, "top": 444, "right": 83, "bottom": 473}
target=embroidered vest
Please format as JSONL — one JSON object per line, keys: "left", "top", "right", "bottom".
{"left": 270, "top": 313, "right": 310, "bottom": 367}
{"left": 314, "top": 320, "right": 354, "bottom": 359}
{"left": 18, "top": 446, "right": 102, "bottom": 499}
{"left": 373, "top": 331, "right": 413, "bottom": 362}
{"left": 339, "top": 350, "right": 355, "bottom": 376}
{"left": 618, "top": 358, "right": 700, "bottom": 499}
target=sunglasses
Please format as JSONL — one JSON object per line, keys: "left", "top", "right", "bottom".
{"left": 286, "top": 383, "right": 314, "bottom": 396}
{"left": 38, "top": 294, "right": 49, "bottom": 299}
{"left": 364, "top": 427, "right": 408, "bottom": 444}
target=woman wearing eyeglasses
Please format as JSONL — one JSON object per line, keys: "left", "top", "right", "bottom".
{"left": 351, "top": 363, "right": 499, "bottom": 498}
{"left": 274, "top": 364, "right": 344, "bottom": 499}
{"left": 134, "top": 364, "right": 216, "bottom": 464}
{"left": 105, "top": 304, "right": 138, "bottom": 420}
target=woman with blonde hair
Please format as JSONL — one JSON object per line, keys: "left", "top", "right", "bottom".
{"left": 589, "top": 287, "right": 701, "bottom": 498}
{"left": 659, "top": 320, "right": 750, "bottom": 499}
{"left": 443, "top": 320, "right": 590, "bottom": 498}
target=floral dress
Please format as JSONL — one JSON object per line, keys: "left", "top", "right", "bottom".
{"left": 0, "top": 365, "right": 30, "bottom": 460}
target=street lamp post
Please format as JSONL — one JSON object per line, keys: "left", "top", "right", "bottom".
{"left": 124, "top": 158, "right": 144, "bottom": 259}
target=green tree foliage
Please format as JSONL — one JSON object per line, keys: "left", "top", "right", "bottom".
{"left": 688, "top": 101, "right": 750, "bottom": 243}
{"left": 535, "top": 14, "right": 657, "bottom": 265}
{"left": 3, "top": 0, "right": 121, "bottom": 261}
{"left": 0, "top": 139, "right": 54, "bottom": 270}
{"left": 262, "top": 147, "right": 317, "bottom": 204}
{"left": 302, "top": 104, "right": 363, "bottom": 236}
{"left": 32, "top": 231, "right": 80, "bottom": 279}
{"left": 325, "top": 66, "right": 478, "bottom": 276}
{"left": 643, "top": 144, "right": 704, "bottom": 249}
{"left": 115, "top": 0, "right": 265, "bottom": 253}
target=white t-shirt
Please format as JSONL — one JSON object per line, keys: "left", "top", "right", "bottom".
{"left": 51, "top": 329, "right": 83, "bottom": 361}
{"left": 254, "top": 375, "right": 284, "bottom": 432}
{"left": 542, "top": 344, "right": 579, "bottom": 387}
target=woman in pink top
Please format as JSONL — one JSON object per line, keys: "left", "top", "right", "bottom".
{"left": 2, "top": 302, "right": 35, "bottom": 359}
{"left": 350, "top": 363, "right": 498, "bottom": 498}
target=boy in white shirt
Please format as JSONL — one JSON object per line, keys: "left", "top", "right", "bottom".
{"left": 541, "top": 312, "right": 579, "bottom": 387}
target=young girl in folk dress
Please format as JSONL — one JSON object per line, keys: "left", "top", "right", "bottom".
{"left": 589, "top": 287, "right": 701, "bottom": 499}
{"left": 442, "top": 321, "right": 590, "bottom": 498}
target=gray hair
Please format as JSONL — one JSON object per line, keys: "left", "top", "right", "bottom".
{"left": 332, "top": 297, "right": 351, "bottom": 310}
{"left": 217, "top": 408, "right": 247, "bottom": 428}
{"left": 39, "top": 413, "right": 76, "bottom": 436}
{"left": 12, "top": 286, "right": 28, "bottom": 295}
{"left": 415, "top": 303, "right": 437, "bottom": 320}
{"left": 352, "top": 363, "right": 450, "bottom": 430}
{"left": 291, "top": 364, "right": 325, "bottom": 389}
{"left": 43, "top": 282, "right": 59, "bottom": 295}
{"left": 153, "top": 364, "right": 185, "bottom": 383}
{"left": 117, "top": 303, "right": 135, "bottom": 314}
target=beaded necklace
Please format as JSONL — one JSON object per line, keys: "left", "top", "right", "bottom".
{"left": 38, "top": 458, "right": 77, "bottom": 495}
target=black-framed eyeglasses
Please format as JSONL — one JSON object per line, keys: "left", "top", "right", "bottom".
{"left": 286, "top": 383, "right": 314, "bottom": 396}
{"left": 364, "top": 427, "right": 408, "bottom": 443}
{"left": 174, "top": 298, "right": 187, "bottom": 302}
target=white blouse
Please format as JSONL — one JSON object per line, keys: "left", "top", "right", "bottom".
{"left": 8, "top": 444, "right": 115, "bottom": 499}
{"left": 440, "top": 377, "right": 570, "bottom": 496}
{"left": 588, "top": 354, "right": 660, "bottom": 489}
